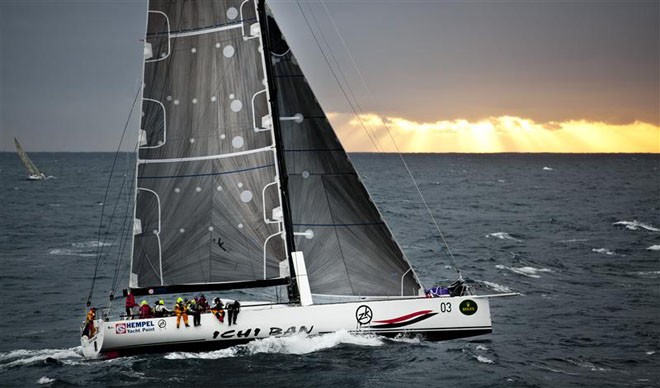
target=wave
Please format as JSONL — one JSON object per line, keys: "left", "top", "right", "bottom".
{"left": 71, "top": 241, "right": 112, "bottom": 248}
{"left": 543, "top": 166, "right": 554, "bottom": 171}
{"left": 48, "top": 249, "right": 96, "bottom": 257}
{"left": 647, "top": 245, "right": 660, "bottom": 251}
{"left": 496, "top": 265, "right": 552, "bottom": 278}
{"left": 557, "top": 238, "right": 589, "bottom": 243}
{"left": 629, "top": 271, "right": 660, "bottom": 277}
{"left": 38, "top": 376, "right": 55, "bottom": 385}
{"left": 613, "top": 220, "right": 660, "bottom": 232}
{"left": 0, "top": 347, "right": 82, "bottom": 369}
{"left": 478, "top": 280, "right": 512, "bottom": 293}
{"left": 486, "top": 232, "right": 522, "bottom": 242}
{"left": 165, "top": 330, "right": 383, "bottom": 360}
{"left": 592, "top": 248, "right": 615, "bottom": 255}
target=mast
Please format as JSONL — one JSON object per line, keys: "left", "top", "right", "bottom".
{"left": 257, "top": 0, "right": 299, "bottom": 302}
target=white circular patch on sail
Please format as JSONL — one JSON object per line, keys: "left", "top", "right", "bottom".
{"left": 232, "top": 136, "right": 244, "bottom": 149}
{"left": 229, "top": 94, "right": 235, "bottom": 99}
{"left": 191, "top": 47, "right": 197, "bottom": 54}
{"left": 174, "top": 187, "right": 181, "bottom": 193}
{"left": 301, "top": 170, "right": 310, "bottom": 179}
{"left": 153, "top": 230, "right": 158, "bottom": 235}
{"left": 240, "top": 190, "right": 253, "bottom": 203}
{"left": 230, "top": 100, "right": 242, "bottom": 112}
{"left": 179, "top": 228, "right": 185, "bottom": 233}
{"left": 208, "top": 226, "right": 214, "bottom": 232}
{"left": 226, "top": 7, "right": 238, "bottom": 20}
{"left": 189, "top": 138, "right": 195, "bottom": 144}
{"left": 220, "top": 134, "right": 226, "bottom": 140}
{"left": 237, "top": 182, "right": 243, "bottom": 188}
{"left": 211, "top": 96, "right": 217, "bottom": 102}
{"left": 216, "top": 185, "right": 223, "bottom": 191}
{"left": 192, "top": 98, "right": 198, "bottom": 104}
{"left": 238, "top": 223, "right": 244, "bottom": 229}
{"left": 195, "top": 187, "right": 202, "bottom": 192}
{"left": 305, "top": 229, "right": 314, "bottom": 240}
{"left": 223, "top": 45, "right": 235, "bottom": 58}
{"left": 215, "top": 42, "right": 221, "bottom": 49}
{"left": 166, "top": 95, "right": 172, "bottom": 101}
{"left": 173, "top": 99, "right": 180, "bottom": 105}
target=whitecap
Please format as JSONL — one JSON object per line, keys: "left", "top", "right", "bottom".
{"left": 48, "top": 249, "right": 96, "bottom": 257}
{"left": 0, "top": 347, "right": 82, "bottom": 369}
{"left": 613, "top": 220, "right": 660, "bottom": 232}
{"left": 647, "top": 245, "right": 660, "bottom": 251}
{"left": 389, "top": 335, "right": 422, "bottom": 344}
{"left": 542, "top": 166, "right": 553, "bottom": 171}
{"left": 475, "top": 355, "right": 494, "bottom": 364}
{"left": 630, "top": 271, "right": 660, "bottom": 277}
{"left": 646, "top": 351, "right": 656, "bottom": 355}
{"left": 476, "top": 345, "right": 488, "bottom": 351}
{"left": 479, "top": 280, "right": 512, "bottom": 293}
{"left": 37, "top": 376, "right": 55, "bottom": 384}
{"left": 71, "top": 241, "right": 112, "bottom": 248}
{"left": 165, "top": 330, "right": 382, "bottom": 360}
{"left": 591, "top": 248, "right": 615, "bottom": 255}
{"left": 496, "top": 265, "right": 552, "bottom": 278}
{"left": 486, "top": 232, "right": 522, "bottom": 242}
{"left": 558, "top": 238, "right": 589, "bottom": 243}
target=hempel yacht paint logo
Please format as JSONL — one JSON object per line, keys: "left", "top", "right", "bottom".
{"left": 115, "top": 321, "right": 156, "bottom": 334}
{"left": 459, "top": 300, "right": 478, "bottom": 316}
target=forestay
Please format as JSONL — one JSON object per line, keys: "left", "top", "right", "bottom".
{"left": 132, "top": 0, "right": 287, "bottom": 288}
{"left": 264, "top": 6, "right": 422, "bottom": 297}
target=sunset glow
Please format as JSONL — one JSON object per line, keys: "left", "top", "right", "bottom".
{"left": 328, "top": 113, "right": 660, "bottom": 153}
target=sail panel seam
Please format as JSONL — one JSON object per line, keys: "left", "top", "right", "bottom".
{"left": 138, "top": 163, "right": 274, "bottom": 180}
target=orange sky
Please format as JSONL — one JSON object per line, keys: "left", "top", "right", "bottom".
{"left": 329, "top": 113, "right": 660, "bottom": 153}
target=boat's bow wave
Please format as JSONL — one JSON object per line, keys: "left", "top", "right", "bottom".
{"left": 164, "top": 330, "right": 383, "bottom": 359}
{"left": 0, "top": 347, "right": 83, "bottom": 369}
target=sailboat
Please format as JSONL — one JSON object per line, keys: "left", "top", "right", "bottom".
{"left": 14, "top": 138, "right": 46, "bottom": 180}
{"left": 81, "top": 0, "right": 514, "bottom": 358}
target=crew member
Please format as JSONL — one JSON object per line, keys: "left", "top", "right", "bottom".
{"left": 139, "top": 300, "right": 152, "bottom": 319}
{"left": 211, "top": 297, "right": 224, "bottom": 323}
{"left": 125, "top": 290, "right": 137, "bottom": 319}
{"left": 189, "top": 299, "right": 202, "bottom": 327}
{"left": 198, "top": 294, "right": 209, "bottom": 312}
{"left": 154, "top": 300, "right": 171, "bottom": 317}
{"left": 174, "top": 297, "right": 189, "bottom": 329}
{"left": 82, "top": 307, "right": 96, "bottom": 338}
{"left": 227, "top": 300, "right": 240, "bottom": 326}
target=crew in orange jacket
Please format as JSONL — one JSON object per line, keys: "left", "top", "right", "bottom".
{"left": 174, "top": 297, "right": 189, "bottom": 328}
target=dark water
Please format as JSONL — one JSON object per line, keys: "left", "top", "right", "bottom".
{"left": 1, "top": 152, "right": 658, "bottom": 387}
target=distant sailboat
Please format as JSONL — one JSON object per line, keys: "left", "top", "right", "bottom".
{"left": 81, "top": 0, "right": 515, "bottom": 358}
{"left": 14, "top": 138, "right": 46, "bottom": 180}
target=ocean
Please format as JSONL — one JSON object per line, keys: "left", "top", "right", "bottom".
{"left": 0, "top": 152, "right": 658, "bottom": 387}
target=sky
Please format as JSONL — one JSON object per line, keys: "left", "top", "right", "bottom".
{"left": 0, "top": 0, "right": 658, "bottom": 153}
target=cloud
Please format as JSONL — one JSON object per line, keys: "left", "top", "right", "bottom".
{"left": 327, "top": 113, "right": 660, "bottom": 153}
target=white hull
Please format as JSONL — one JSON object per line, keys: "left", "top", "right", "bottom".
{"left": 82, "top": 296, "right": 492, "bottom": 358}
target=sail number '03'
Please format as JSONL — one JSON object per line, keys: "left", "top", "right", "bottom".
{"left": 439, "top": 302, "right": 451, "bottom": 313}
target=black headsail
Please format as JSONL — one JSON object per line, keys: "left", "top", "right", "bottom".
{"left": 264, "top": 5, "right": 423, "bottom": 297}
{"left": 129, "top": 0, "right": 293, "bottom": 296}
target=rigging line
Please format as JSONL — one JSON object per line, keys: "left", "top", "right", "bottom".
{"left": 87, "top": 85, "right": 141, "bottom": 307}
{"left": 111, "top": 147, "right": 138, "bottom": 296}
{"left": 304, "top": 2, "right": 387, "bottom": 153}
{"left": 295, "top": 1, "right": 383, "bottom": 153}
{"left": 320, "top": 0, "right": 461, "bottom": 276}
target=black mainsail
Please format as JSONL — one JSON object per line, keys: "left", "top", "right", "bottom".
{"left": 129, "top": 0, "right": 422, "bottom": 298}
